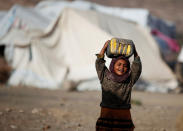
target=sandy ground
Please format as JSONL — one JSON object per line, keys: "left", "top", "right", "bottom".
{"left": 0, "top": 87, "right": 183, "bottom": 131}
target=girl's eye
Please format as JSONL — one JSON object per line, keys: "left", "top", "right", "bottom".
{"left": 123, "top": 64, "right": 127, "bottom": 67}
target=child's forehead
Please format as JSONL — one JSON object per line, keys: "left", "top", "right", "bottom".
{"left": 116, "top": 59, "right": 127, "bottom": 63}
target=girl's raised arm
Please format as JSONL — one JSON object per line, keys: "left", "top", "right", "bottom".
{"left": 95, "top": 40, "right": 110, "bottom": 83}
{"left": 130, "top": 45, "right": 142, "bottom": 84}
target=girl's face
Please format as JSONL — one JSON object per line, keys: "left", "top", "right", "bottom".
{"left": 114, "top": 59, "right": 128, "bottom": 76}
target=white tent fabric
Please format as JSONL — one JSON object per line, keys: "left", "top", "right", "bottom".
{"left": 178, "top": 47, "right": 183, "bottom": 62}
{"left": 35, "top": 0, "right": 149, "bottom": 26}
{"left": 0, "top": 5, "right": 52, "bottom": 41}
{"left": 0, "top": 11, "right": 6, "bottom": 21}
{"left": 0, "top": 2, "right": 177, "bottom": 89}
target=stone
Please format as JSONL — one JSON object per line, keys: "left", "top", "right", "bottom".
{"left": 5, "top": 108, "right": 12, "bottom": 112}
{"left": 19, "top": 110, "right": 24, "bottom": 113}
{"left": 42, "top": 125, "right": 51, "bottom": 131}
{"left": 10, "top": 125, "right": 17, "bottom": 129}
{"left": 32, "top": 108, "right": 39, "bottom": 114}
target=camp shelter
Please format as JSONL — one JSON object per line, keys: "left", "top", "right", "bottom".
{"left": 0, "top": 4, "right": 177, "bottom": 89}
{"left": 35, "top": 0, "right": 149, "bottom": 27}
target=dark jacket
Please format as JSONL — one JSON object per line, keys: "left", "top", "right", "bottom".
{"left": 95, "top": 54, "right": 142, "bottom": 109}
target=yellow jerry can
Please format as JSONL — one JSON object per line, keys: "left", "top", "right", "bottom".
{"left": 106, "top": 38, "right": 134, "bottom": 58}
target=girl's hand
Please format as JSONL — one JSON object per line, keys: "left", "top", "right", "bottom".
{"left": 99, "top": 40, "right": 110, "bottom": 56}
{"left": 134, "top": 45, "right": 138, "bottom": 57}
{"left": 103, "top": 40, "right": 110, "bottom": 50}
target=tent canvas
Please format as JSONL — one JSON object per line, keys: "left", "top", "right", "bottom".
{"left": 0, "top": 3, "right": 177, "bottom": 89}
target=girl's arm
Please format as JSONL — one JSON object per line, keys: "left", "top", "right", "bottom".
{"left": 95, "top": 40, "right": 110, "bottom": 83}
{"left": 130, "top": 45, "right": 142, "bottom": 84}
{"left": 133, "top": 45, "right": 139, "bottom": 58}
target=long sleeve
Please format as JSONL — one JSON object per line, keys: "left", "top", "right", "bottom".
{"left": 95, "top": 54, "right": 108, "bottom": 83}
{"left": 130, "top": 56, "right": 142, "bottom": 84}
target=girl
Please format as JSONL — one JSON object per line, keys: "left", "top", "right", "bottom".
{"left": 95, "top": 40, "right": 142, "bottom": 131}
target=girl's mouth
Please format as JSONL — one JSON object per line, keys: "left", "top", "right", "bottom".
{"left": 118, "top": 69, "right": 123, "bottom": 73}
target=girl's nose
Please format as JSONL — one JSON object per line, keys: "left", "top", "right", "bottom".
{"left": 120, "top": 66, "right": 124, "bottom": 71}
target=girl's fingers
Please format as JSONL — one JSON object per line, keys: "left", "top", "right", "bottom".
{"left": 104, "top": 40, "right": 110, "bottom": 47}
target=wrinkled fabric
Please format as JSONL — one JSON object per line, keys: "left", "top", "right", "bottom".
{"left": 151, "top": 29, "right": 180, "bottom": 52}
{"left": 148, "top": 15, "right": 176, "bottom": 39}
{"left": 96, "top": 107, "right": 135, "bottom": 131}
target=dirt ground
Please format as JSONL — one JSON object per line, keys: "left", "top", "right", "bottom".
{"left": 0, "top": 87, "right": 183, "bottom": 131}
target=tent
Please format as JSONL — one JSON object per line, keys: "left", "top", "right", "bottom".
{"left": 0, "top": 1, "right": 177, "bottom": 90}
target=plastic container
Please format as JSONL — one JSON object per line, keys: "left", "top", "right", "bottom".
{"left": 106, "top": 38, "right": 134, "bottom": 58}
